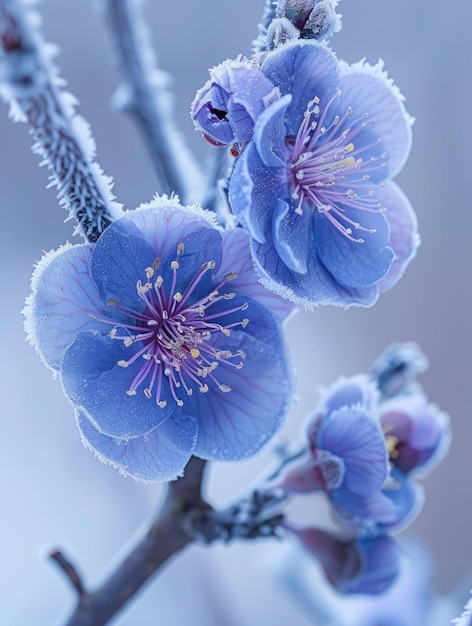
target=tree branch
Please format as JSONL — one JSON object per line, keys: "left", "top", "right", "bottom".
{"left": 62, "top": 457, "right": 209, "bottom": 626}
{"left": 0, "top": 0, "right": 119, "bottom": 241}
{"left": 99, "top": 0, "right": 203, "bottom": 205}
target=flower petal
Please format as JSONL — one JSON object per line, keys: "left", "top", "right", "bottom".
{"left": 229, "top": 143, "right": 287, "bottom": 243}
{"left": 338, "top": 61, "right": 413, "bottom": 179}
{"left": 91, "top": 218, "right": 155, "bottom": 313}
{"left": 77, "top": 410, "right": 197, "bottom": 482}
{"left": 273, "top": 198, "right": 311, "bottom": 273}
{"left": 322, "top": 375, "right": 378, "bottom": 415}
{"left": 252, "top": 94, "right": 292, "bottom": 167}
{"left": 317, "top": 408, "right": 388, "bottom": 496}
{"left": 377, "top": 181, "right": 420, "bottom": 293}
{"left": 190, "top": 302, "right": 293, "bottom": 460}
{"left": 25, "top": 243, "right": 115, "bottom": 371}
{"left": 215, "top": 227, "right": 296, "bottom": 323}
{"left": 251, "top": 232, "right": 380, "bottom": 308}
{"left": 262, "top": 41, "right": 339, "bottom": 135}
{"left": 314, "top": 205, "right": 394, "bottom": 288}
{"left": 61, "top": 332, "right": 175, "bottom": 438}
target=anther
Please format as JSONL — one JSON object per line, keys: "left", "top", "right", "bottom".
{"left": 117, "top": 360, "right": 129, "bottom": 368}
{"left": 171, "top": 260, "right": 179, "bottom": 270}
{"left": 218, "top": 384, "right": 232, "bottom": 393}
{"left": 241, "top": 318, "right": 249, "bottom": 328}
{"left": 224, "top": 272, "right": 238, "bottom": 281}
{"left": 145, "top": 267, "right": 154, "bottom": 279}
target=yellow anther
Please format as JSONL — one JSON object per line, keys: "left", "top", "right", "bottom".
{"left": 344, "top": 143, "right": 354, "bottom": 153}
{"left": 337, "top": 156, "right": 356, "bottom": 167}
{"left": 218, "top": 384, "right": 232, "bottom": 393}
{"left": 158, "top": 400, "right": 168, "bottom": 408}
{"left": 171, "top": 260, "right": 179, "bottom": 270}
{"left": 199, "top": 384, "right": 209, "bottom": 393}
{"left": 123, "top": 338, "right": 133, "bottom": 347}
{"left": 117, "top": 360, "right": 129, "bottom": 368}
{"left": 155, "top": 276, "right": 164, "bottom": 288}
{"left": 107, "top": 300, "right": 118, "bottom": 307}
{"left": 241, "top": 318, "right": 249, "bottom": 328}
{"left": 190, "top": 348, "right": 200, "bottom": 358}
{"left": 385, "top": 435, "right": 400, "bottom": 459}
{"left": 110, "top": 328, "right": 117, "bottom": 339}
{"left": 173, "top": 292, "right": 183, "bottom": 302}
{"left": 145, "top": 267, "right": 155, "bottom": 279}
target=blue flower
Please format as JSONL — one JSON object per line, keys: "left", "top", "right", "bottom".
{"left": 25, "top": 198, "right": 294, "bottom": 482}
{"left": 277, "top": 374, "right": 449, "bottom": 531}
{"left": 287, "top": 525, "right": 400, "bottom": 594}
{"left": 191, "top": 57, "right": 280, "bottom": 148}
{"left": 228, "top": 41, "right": 419, "bottom": 307}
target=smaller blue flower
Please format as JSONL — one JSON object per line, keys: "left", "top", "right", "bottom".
{"left": 278, "top": 372, "right": 449, "bottom": 531}
{"left": 288, "top": 525, "right": 400, "bottom": 594}
{"left": 228, "top": 41, "right": 419, "bottom": 308}
{"left": 25, "top": 198, "right": 294, "bottom": 482}
{"left": 191, "top": 57, "right": 280, "bottom": 148}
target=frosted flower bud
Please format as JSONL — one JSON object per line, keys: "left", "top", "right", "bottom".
{"left": 191, "top": 57, "right": 280, "bottom": 147}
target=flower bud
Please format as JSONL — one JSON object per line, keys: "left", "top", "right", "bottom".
{"left": 276, "top": 0, "right": 341, "bottom": 40}
{"left": 191, "top": 58, "right": 279, "bottom": 147}
{"left": 289, "top": 526, "right": 400, "bottom": 594}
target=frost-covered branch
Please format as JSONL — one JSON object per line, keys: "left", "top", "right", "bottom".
{"left": 0, "top": 0, "right": 119, "bottom": 241}
{"left": 100, "top": 0, "right": 202, "bottom": 204}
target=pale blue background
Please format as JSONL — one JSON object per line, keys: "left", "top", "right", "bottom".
{"left": 0, "top": 0, "right": 470, "bottom": 623}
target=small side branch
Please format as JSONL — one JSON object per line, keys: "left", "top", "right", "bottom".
{"left": 0, "top": 0, "right": 119, "bottom": 241}
{"left": 100, "top": 0, "right": 203, "bottom": 205}
{"left": 49, "top": 550, "right": 87, "bottom": 598}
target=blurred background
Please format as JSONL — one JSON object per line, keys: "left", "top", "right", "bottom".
{"left": 0, "top": 0, "right": 470, "bottom": 623}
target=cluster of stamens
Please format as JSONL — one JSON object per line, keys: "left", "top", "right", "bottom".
{"left": 287, "top": 89, "right": 388, "bottom": 243}
{"left": 93, "top": 244, "right": 249, "bottom": 408}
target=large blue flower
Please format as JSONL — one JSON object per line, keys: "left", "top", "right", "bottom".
{"left": 228, "top": 41, "right": 419, "bottom": 307}
{"left": 25, "top": 198, "right": 294, "bottom": 482}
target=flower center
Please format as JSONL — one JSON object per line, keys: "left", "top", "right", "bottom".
{"left": 96, "top": 244, "right": 248, "bottom": 408}
{"left": 286, "top": 90, "right": 387, "bottom": 243}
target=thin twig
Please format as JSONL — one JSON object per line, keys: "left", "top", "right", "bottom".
{"left": 49, "top": 550, "right": 87, "bottom": 597}
{"left": 0, "top": 0, "right": 119, "bottom": 241}
{"left": 100, "top": 0, "right": 202, "bottom": 205}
